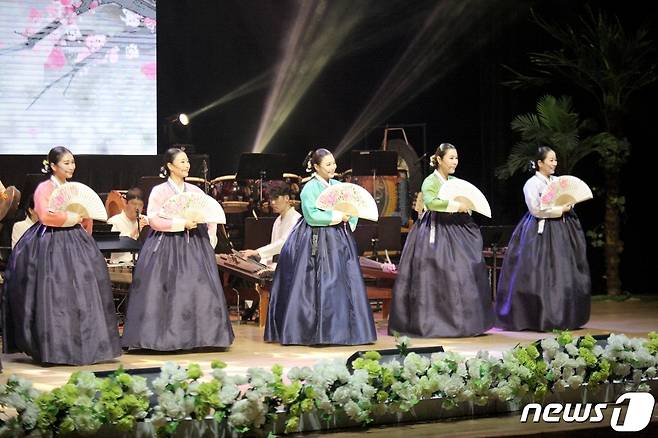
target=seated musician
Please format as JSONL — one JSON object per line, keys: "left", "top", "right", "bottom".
{"left": 236, "top": 184, "right": 300, "bottom": 321}
{"left": 107, "top": 187, "right": 148, "bottom": 263}
{"left": 240, "top": 184, "right": 301, "bottom": 267}
{"left": 11, "top": 195, "right": 37, "bottom": 248}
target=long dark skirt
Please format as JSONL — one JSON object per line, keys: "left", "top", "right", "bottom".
{"left": 495, "top": 212, "right": 591, "bottom": 331}
{"left": 121, "top": 225, "right": 234, "bottom": 350}
{"left": 3, "top": 223, "right": 121, "bottom": 365}
{"left": 265, "top": 220, "right": 377, "bottom": 345}
{"left": 388, "top": 211, "right": 494, "bottom": 338}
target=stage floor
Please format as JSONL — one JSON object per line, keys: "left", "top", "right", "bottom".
{"left": 3, "top": 297, "right": 658, "bottom": 392}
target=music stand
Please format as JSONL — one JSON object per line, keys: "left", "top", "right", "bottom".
{"left": 353, "top": 217, "right": 402, "bottom": 261}
{"left": 136, "top": 176, "right": 163, "bottom": 210}
{"left": 18, "top": 174, "right": 48, "bottom": 211}
{"left": 480, "top": 225, "right": 515, "bottom": 298}
{"left": 351, "top": 150, "right": 398, "bottom": 177}
{"left": 235, "top": 153, "right": 285, "bottom": 203}
{"left": 352, "top": 150, "right": 398, "bottom": 214}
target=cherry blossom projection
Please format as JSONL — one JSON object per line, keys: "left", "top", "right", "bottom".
{"left": 0, "top": 0, "right": 157, "bottom": 154}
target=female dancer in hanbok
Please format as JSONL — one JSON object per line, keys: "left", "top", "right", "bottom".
{"left": 495, "top": 147, "right": 590, "bottom": 331}
{"left": 3, "top": 146, "right": 121, "bottom": 365}
{"left": 388, "top": 143, "right": 494, "bottom": 337}
{"left": 121, "top": 148, "right": 234, "bottom": 350}
{"left": 264, "top": 148, "right": 377, "bottom": 345}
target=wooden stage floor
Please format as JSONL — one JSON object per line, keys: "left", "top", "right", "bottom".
{"left": 2, "top": 297, "right": 658, "bottom": 436}
{"left": 3, "top": 297, "right": 658, "bottom": 392}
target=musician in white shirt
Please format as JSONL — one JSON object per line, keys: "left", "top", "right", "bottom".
{"left": 241, "top": 184, "right": 301, "bottom": 267}
{"left": 11, "top": 196, "right": 37, "bottom": 248}
{"left": 107, "top": 187, "right": 148, "bottom": 263}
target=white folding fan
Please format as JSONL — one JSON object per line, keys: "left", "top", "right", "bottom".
{"left": 159, "top": 192, "right": 226, "bottom": 224}
{"left": 437, "top": 178, "right": 492, "bottom": 218}
{"left": 316, "top": 183, "right": 379, "bottom": 222}
{"left": 48, "top": 182, "right": 108, "bottom": 221}
{"left": 540, "top": 175, "right": 593, "bottom": 209}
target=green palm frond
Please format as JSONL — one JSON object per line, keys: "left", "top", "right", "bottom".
{"left": 507, "top": 7, "right": 658, "bottom": 120}
{"left": 498, "top": 94, "right": 602, "bottom": 179}
{"left": 496, "top": 141, "right": 537, "bottom": 179}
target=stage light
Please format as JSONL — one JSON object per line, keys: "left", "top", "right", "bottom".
{"left": 251, "top": 0, "right": 368, "bottom": 153}
{"left": 178, "top": 113, "right": 189, "bottom": 126}
{"left": 187, "top": 71, "right": 272, "bottom": 120}
{"left": 334, "top": 0, "right": 502, "bottom": 158}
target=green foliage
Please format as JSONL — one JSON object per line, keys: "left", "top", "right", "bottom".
{"left": 497, "top": 95, "right": 606, "bottom": 179}
{"left": 3, "top": 332, "right": 658, "bottom": 436}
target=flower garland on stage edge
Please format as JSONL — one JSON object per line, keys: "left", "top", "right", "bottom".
{"left": 1, "top": 331, "right": 657, "bottom": 437}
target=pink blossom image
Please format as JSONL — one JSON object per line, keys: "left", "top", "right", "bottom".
{"left": 141, "top": 62, "right": 156, "bottom": 80}
{"left": 60, "top": 0, "right": 73, "bottom": 6}
{"left": 143, "top": 17, "right": 157, "bottom": 32}
{"left": 27, "top": 127, "right": 40, "bottom": 137}
{"left": 323, "top": 192, "right": 337, "bottom": 205}
{"left": 45, "top": 46, "right": 66, "bottom": 70}
{"left": 29, "top": 8, "right": 42, "bottom": 23}
{"left": 541, "top": 191, "right": 555, "bottom": 205}
{"left": 46, "top": 4, "right": 58, "bottom": 17}
{"left": 108, "top": 46, "right": 119, "bottom": 63}
{"left": 75, "top": 47, "right": 91, "bottom": 63}
{"left": 125, "top": 43, "right": 139, "bottom": 59}
{"left": 64, "top": 25, "right": 82, "bottom": 42}
{"left": 560, "top": 178, "right": 568, "bottom": 188}
{"left": 85, "top": 34, "right": 106, "bottom": 52}
{"left": 121, "top": 8, "right": 142, "bottom": 27}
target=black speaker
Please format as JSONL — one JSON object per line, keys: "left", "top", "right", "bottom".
{"left": 346, "top": 345, "right": 444, "bottom": 372}
{"left": 94, "top": 367, "right": 161, "bottom": 405}
{"left": 353, "top": 216, "right": 402, "bottom": 255}
{"left": 591, "top": 333, "right": 610, "bottom": 347}
{"left": 94, "top": 366, "right": 161, "bottom": 380}
{"left": 244, "top": 216, "right": 276, "bottom": 249}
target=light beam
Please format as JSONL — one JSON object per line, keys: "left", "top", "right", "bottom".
{"left": 251, "top": 0, "right": 367, "bottom": 153}
{"left": 334, "top": 0, "right": 504, "bottom": 158}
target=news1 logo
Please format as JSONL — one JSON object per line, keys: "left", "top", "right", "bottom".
{"left": 520, "top": 392, "right": 655, "bottom": 432}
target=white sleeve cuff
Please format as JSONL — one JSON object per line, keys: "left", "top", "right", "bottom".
{"left": 548, "top": 206, "right": 564, "bottom": 218}
{"left": 330, "top": 210, "right": 343, "bottom": 225}
{"left": 534, "top": 206, "right": 563, "bottom": 219}
{"left": 446, "top": 200, "right": 461, "bottom": 213}
{"left": 169, "top": 218, "right": 187, "bottom": 232}
{"left": 62, "top": 212, "right": 79, "bottom": 227}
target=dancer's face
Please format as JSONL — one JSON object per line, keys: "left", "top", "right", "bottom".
{"left": 437, "top": 149, "right": 458, "bottom": 175}
{"left": 314, "top": 154, "right": 337, "bottom": 180}
{"left": 167, "top": 152, "right": 190, "bottom": 179}
{"left": 538, "top": 150, "right": 557, "bottom": 176}
{"left": 51, "top": 153, "right": 76, "bottom": 181}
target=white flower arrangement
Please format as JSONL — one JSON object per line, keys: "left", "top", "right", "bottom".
{"left": 1, "top": 331, "right": 657, "bottom": 437}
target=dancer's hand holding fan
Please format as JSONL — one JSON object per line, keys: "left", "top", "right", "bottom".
{"left": 159, "top": 192, "right": 226, "bottom": 225}
{"left": 438, "top": 178, "right": 492, "bottom": 218}
{"left": 539, "top": 176, "right": 593, "bottom": 209}
{"left": 48, "top": 182, "right": 108, "bottom": 221}
{"left": 315, "top": 183, "right": 379, "bottom": 222}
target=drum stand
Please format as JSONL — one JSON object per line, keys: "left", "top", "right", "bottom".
{"left": 236, "top": 153, "right": 285, "bottom": 215}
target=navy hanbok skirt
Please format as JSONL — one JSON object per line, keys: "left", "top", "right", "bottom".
{"left": 495, "top": 212, "right": 591, "bottom": 331}
{"left": 121, "top": 225, "right": 234, "bottom": 350}
{"left": 388, "top": 211, "right": 494, "bottom": 337}
{"left": 3, "top": 223, "right": 121, "bottom": 365}
{"left": 265, "top": 220, "right": 377, "bottom": 345}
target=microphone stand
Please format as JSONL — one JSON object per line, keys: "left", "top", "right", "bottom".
{"left": 202, "top": 159, "right": 209, "bottom": 194}
{"left": 133, "top": 208, "right": 140, "bottom": 265}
